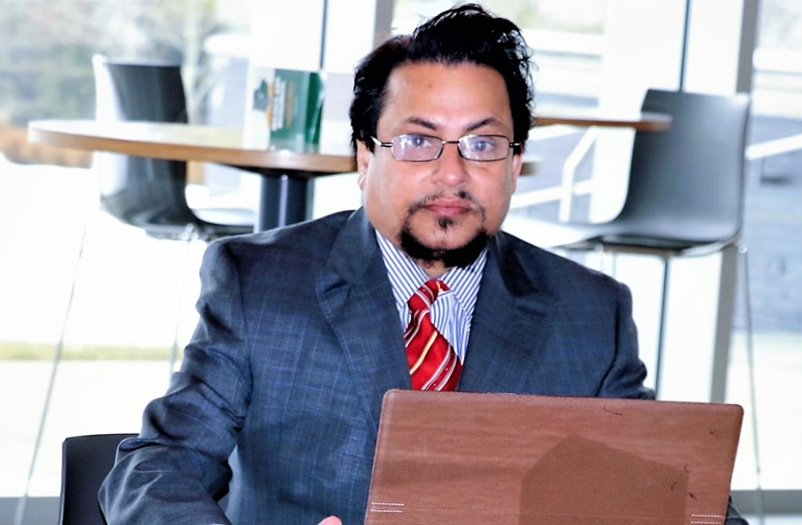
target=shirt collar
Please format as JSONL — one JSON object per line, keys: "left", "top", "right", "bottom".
{"left": 374, "top": 230, "right": 487, "bottom": 314}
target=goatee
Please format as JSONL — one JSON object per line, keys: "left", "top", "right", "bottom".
{"left": 400, "top": 222, "right": 490, "bottom": 268}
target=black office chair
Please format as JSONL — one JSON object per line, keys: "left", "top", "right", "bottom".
{"left": 59, "top": 433, "right": 135, "bottom": 525}
{"left": 59, "top": 433, "right": 230, "bottom": 525}
{"left": 90, "top": 55, "right": 256, "bottom": 372}
{"left": 92, "top": 54, "right": 255, "bottom": 239}
{"left": 505, "top": 89, "right": 751, "bottom": 393}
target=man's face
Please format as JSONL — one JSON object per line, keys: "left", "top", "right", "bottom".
{"left": 357, "top": 62, "right": 522, "bottom": 269}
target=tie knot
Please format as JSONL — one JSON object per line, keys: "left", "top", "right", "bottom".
{"left": 408, "top": 279, "right": 449, "bottom": 313}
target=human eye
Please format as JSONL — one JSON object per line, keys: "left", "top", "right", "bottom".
{"left": 401, "top": 134, "right": 436, "bottom": 149}
{"left": 466, "top": 135, "right": 501, "bottom": 153}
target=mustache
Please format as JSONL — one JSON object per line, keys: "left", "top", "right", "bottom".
{"left": 406, "top": 191, "right": 483, "bottom": 215}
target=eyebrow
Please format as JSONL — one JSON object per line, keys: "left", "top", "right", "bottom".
{"left": 403, "top": 116, "right": 507, "bottom": 134}
{"left": 404, "top": 116, "right": 437, "bottom": 131}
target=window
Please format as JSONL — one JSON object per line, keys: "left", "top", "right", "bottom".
{"left": 726, "top": 0, "right": 802, "bottom": 495}
{"left": 0, "top": 1, "right": 251, "bottom": 513}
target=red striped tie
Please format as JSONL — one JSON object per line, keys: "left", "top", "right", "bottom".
{"left": 405, "top": 280, "right": 462, "bottom": 391}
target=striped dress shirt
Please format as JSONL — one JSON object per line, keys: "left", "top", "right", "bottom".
{"left": 375, "top": 231, "right": 487, "bottom": 364}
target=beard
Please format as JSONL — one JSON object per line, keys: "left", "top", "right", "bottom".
{"left": 400, "top": 219, "right": 490, "bottom": 269}
{"left": 398, "top": 190, "right": 491, "bottom": 268}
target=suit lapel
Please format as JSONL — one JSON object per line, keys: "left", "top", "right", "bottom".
{"left": 316, "top": 216, "right": 558, "bottom": 429}
{"left": 316, "top": 210, "right": 411, "bottom": 436}
{"left": 458, "top": 232, "right": 557, "bottom": 393}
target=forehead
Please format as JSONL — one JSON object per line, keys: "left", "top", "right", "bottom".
{"left": 378, "top": 61, "right": 514, "bottom": 135}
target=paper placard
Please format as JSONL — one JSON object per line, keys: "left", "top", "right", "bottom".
{"left": 244, "top": 67, "right": 324, "bottom": 149}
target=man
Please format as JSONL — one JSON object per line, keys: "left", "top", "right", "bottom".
{"left": 100, "top": 4, "right": 658, "bottom": 524}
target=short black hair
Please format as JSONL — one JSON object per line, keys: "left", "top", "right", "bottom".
{"left": 349, "top": 3, "right": 534, "bottom": 154}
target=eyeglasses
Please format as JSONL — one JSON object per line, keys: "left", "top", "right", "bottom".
{"left": 371, "top": 134, "right": 520, "bottom": 162}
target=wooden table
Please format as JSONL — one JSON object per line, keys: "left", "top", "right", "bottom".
{"left": 535, "top": 107, "right": 671, "bottom": 131}
{"left": 29, "top": 120, "right": 357, "bottom": 231}
{"left": 28, "top": 110, "right": 669, "bottom": 231}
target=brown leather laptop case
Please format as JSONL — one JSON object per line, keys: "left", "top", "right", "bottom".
{"left": 366, "top": 390, "right": 743, "bottom": 524}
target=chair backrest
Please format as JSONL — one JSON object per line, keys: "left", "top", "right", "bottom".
{"left": 614, "top": 89, "right": 751, "bottom": 245}
{"left": 92, "top": 55, "right": 199, "bottom": 236}
{"left": 59, "top": 433, "right": 136, "bottom": 525}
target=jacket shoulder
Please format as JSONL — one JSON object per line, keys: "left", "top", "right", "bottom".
{"left": 208, "top": 210, "right": 354, "bottom": 260}
{"left": 495, "top": 230, "right": 627, "bottom": 296}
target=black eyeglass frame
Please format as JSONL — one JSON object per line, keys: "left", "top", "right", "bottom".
{"left": 370, "top": 134, "right": 521, "bottom": 162}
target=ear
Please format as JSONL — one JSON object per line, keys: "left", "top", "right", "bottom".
{"left": 356, "top": 140, "right": 372, "bottom": 189}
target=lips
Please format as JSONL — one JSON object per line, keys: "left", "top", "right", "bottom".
{"left": 422, "top": 198, "right": 474, "bottom": 217}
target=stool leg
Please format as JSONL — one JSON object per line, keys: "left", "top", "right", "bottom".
{"left": 739, "top": 244, "right": 765, "bottom": 524}
{"left": 654, "top": 256, "right": 670, "bottom": 398}
{"left": 168, "top": 227, "right": 199, "bottom": 379}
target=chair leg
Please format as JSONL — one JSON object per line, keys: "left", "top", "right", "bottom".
{"left": 589, "top": 245, "right": 616, "bottom": 276}
{"left": 738, "top": 244, "right": 765, "bottom": 524}
{"left": 168, "top": 227, "right": 199, "bottom": 379}
{"left": 14, "top": 225, "right": 89, "bottom": 525}
{"left": 654, "top": 256, "right": 670, "bottom": 398}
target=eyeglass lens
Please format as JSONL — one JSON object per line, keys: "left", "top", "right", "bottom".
{"left": 392, "top": 134, "right": 510, "bottom": 162}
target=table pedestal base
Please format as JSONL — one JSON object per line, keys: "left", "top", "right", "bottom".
{"left": 257, "top": 174, "right": 312, "bottom": 231}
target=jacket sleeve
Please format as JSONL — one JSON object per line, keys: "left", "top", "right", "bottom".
{"left": 600, "top": 282, "right": 749, "bottom": 524}
{"left": 598, "top": 281, "right": 656, "bottom": 400}
{"left": 99, "top": 240, "right": 252, "bottom": 525}
{"left": 726, "top": 497, "right": 749, "bottom": 524}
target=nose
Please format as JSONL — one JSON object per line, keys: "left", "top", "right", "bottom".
{"left": 433, "top": 141, "right": 470, "bottom": 186}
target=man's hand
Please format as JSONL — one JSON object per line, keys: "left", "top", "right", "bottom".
{"left": 317, "top": 516, "right": 342, "bottom": 525}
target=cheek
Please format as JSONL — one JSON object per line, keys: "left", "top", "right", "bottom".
{"left": 363, "top": 165, "right": 388, "bottom": 203}
{"left": 365, "top": 163, "right": 413, "bottom": 205}
{"left": 481, "top": 174, "right": 516, "bottom": 221}
{"left": 362, "top": 162, "right": 408, "bottom": 223}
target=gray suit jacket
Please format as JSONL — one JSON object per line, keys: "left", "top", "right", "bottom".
{"left": 99, "top": 208, "right": 653, "bottom": 524}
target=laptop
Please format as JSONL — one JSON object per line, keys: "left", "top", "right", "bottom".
{"left": 365, "top": 390, "right": 743, "bottom": 525}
